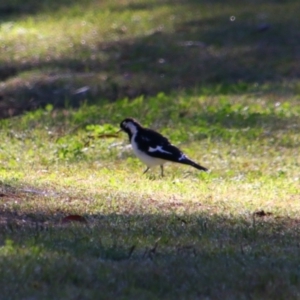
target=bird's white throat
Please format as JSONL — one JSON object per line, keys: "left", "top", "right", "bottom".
{"left": 126, "top": 122, "right": 138, "bottom": 135}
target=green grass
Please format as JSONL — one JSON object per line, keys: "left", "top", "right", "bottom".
{"left": 1, "top": 92, "right": 300, "bottom": 299}
{"left": 1, "top": 0, "right": 300, "bottom": 299}
{"left": 1, "top": 0, "right": 300, "bottom": 117}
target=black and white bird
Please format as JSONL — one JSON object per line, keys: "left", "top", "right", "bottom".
{"left": 119, "top": 118, "right": 208, "bottom": 176}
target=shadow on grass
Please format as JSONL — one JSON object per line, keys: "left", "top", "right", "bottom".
{"left": 0, "top": 0, "right": 300, "bottom": 118}
{"left": 0, "top": 194, "right": 299, "bottom": 298}
{"left": 0, "top": 0, "right": 99, "bottom": 20}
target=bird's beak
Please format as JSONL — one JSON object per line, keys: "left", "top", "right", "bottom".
{"left": 117, "top": 129, "right": 123, "bottom": 133}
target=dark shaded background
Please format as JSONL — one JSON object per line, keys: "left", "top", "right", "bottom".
{"left": 1, "top": 0, "right": 300, "bottom": 118}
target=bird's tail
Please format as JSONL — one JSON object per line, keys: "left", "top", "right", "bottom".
{"left": 182, "top": 158, "right": 208, "bottom": 172}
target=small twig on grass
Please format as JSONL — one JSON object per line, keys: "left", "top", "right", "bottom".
{"left": 127, "top": 245, "right": 136, "bottom": 259}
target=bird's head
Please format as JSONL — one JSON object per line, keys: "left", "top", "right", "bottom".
{"left": 119, "top": 118, "right": 142, "bottom": 137}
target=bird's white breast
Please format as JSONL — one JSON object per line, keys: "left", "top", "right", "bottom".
{"left": 131, "top": 133, "right": 166, "bottom": 167}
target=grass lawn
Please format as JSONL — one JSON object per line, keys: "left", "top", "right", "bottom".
{"left": 1, "top": 0, "right": 300, "bottom": 299}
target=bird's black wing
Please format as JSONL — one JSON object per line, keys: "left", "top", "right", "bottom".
{"left": 135, "top": 128, "right": 208, "bottom": 171}
{"left": 135, "top": 128, "right": 185, "bottom": 162}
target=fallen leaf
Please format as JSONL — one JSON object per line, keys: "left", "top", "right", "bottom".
{"left": 61, "top": 215, "right": 87, "bottom": 224}
{"left": 253, "top": 210, "right": 273, "bottom": 217}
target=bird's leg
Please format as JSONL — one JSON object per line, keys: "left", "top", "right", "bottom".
{"left": 160, "top": 165, "right": 164, "bottom": 177}
{"left": 143, "top": 167, "right": 150, "bottom": 175}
